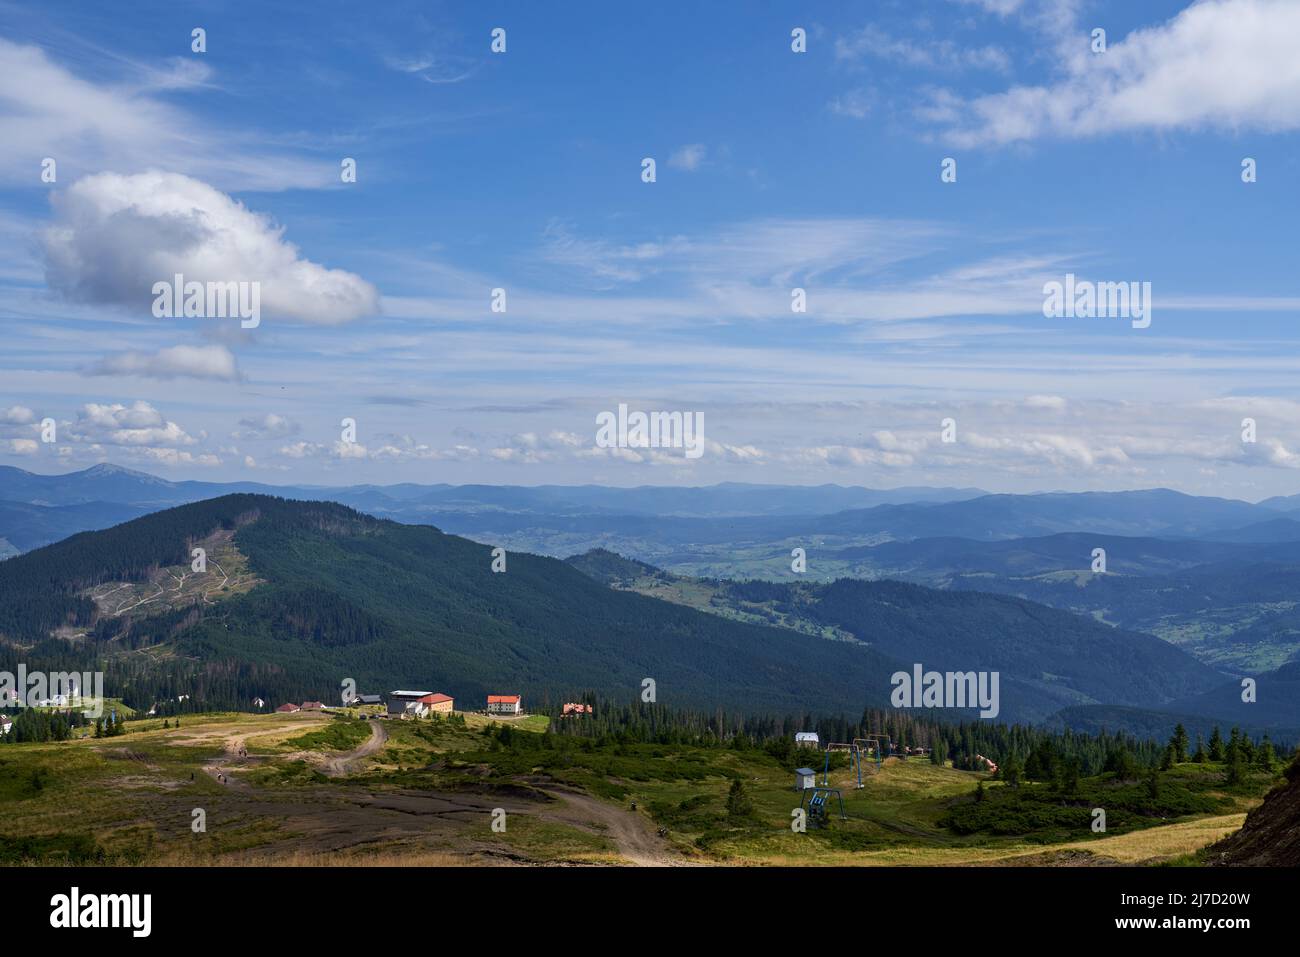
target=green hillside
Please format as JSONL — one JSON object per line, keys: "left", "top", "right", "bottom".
{"left": 566, "top": 553, "right": 1224, "bottom": 723}
{"left": 0, "top": 495, "right": 901, "bottom": 715}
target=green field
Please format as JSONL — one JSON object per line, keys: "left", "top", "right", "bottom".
{"left": 0, "top": 708, "right": 1278, "bottom": 867}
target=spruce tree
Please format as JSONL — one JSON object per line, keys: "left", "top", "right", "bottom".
{"left": 1257, "top": 736, "right": 1276, "bottom": 772}
{"left": 1171, "top": 723, "right": 1189, "bottom": 763}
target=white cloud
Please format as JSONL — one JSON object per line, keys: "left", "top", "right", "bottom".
{"left": 6, "top": 438, "right": 38, "bottom": 455}
{"left": 278, "top": 441, "right": 326, "bottom": 459}
{"left": 668, "top": 144, "right": 708, "bottom": 171}
{"left": 42, "top": 171, "right": 380, "bottom": 325}
{"left": 88, "top": 344, "right": 241, "bottom": 381}
{"left": 234, "top": 413, "right": 301, "bottom": 440}
{"left": 134, "top": 447, "right": 221, "bottom": 468}
{"left": 383, "top": 53, "right": 478, "bottom": 84}
{"left": 951, "top": 0, "right": 1026, "bottom": 15}
{"left": 0, "top": 39, "right": 331, "bottom": 190}
{"left": 70, "top": 401, "right": 197, "bottom": 447}
{"left": 2, "top": 405, "right": 35, "bottom": 425}
{"left": 829, "top": 88, "right": 875, "bottom": 119}
{"left": 836, "top": 26, "right": 1010, "bottom": 72}
{"left": 932, "top": 0, "right": 1300, "bottom": 146}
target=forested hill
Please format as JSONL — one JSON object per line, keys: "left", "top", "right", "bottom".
{"left": 0, "top": 495, "right": 903, "bottom": 715}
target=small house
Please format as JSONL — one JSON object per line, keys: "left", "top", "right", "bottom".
{"left": 252, "top": 697, "right": 265, "bottom": 709}
{"left": 354, "top": 694, "right": 383, "bottom": 706}
{"left": 300, "top": 701, "right": 325, "bottom": 711}
{"left": 795, "top": 732, "right": 820, "bottom": 747}
{"left": 561, "top": 703, "right": 593, "bottom": 716}
{"left": 275, "top": 703, "right": 300, "bottom": 713}
{"left": 486, "top": 694, "right": 522, "bottom": 715}
{"left": 794, "top": 767, "right": 817, "bottom": 791}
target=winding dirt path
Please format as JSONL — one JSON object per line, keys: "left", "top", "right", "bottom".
{"left": 323, "top": 719, "right": 388, "bottom": 777}
{"left": 542, "top": 788, "right": 690, "bottom": 866}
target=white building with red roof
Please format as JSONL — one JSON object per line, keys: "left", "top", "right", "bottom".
{"left": 486, "top": 694, "right": 522, "bottom": 715}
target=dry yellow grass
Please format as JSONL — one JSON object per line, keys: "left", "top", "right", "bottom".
{"left": 728, "top": 813, "right": 1248, "bottom": 867}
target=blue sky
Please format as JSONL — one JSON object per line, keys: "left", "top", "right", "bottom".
{"left": 2, "top": 0, "right": 1299, "bottom": 497}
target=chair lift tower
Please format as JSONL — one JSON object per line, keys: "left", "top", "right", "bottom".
{"left": 822, "top": 742, "right": 865, "bottom": 789}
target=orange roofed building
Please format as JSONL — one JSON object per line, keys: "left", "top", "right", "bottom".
{"left": 486, "top": 694, "right": 522, "bottom": 715}
{"left": 419, "top": 693, "right": 454, "bottom": 714}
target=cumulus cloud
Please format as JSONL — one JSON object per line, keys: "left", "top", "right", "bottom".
{"left": 69, "top": 401, "right": 198, "bottom": 447}
{"left": 489, "top": 430, "right": 585, "bottom": 464}
{"left": 276, "top": 434, "right": 480, "bottom": 464}
{"left": 6, "top": 438, "right": 38, "bottom": 455}
{"left": 233, "top": 413, "right": 300, "bottom": 440}
{"left": 931, "top": 0, "right": 1300, "bottom": 146}
{"left": 87, "top": 344, "right": 241, "bottom": 381}
{"left": 42, "top": 171, "right": 380, "bottom": 324}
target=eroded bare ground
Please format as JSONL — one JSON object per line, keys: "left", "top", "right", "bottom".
{"left": 102, "top": 716, "right": 677, "bottom": 866}
{"left": 539, "top": 787, "right": 694, "bottom": 866}
{"left": 146, "top": 781, "right": 685, "bottom": 866}
{"left": 82, "top": 528, "right": 262, "bottom": 626}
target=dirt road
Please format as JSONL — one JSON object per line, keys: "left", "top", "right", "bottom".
{"left": 323, "top": 719, "right": 388, "bottom": 777}
{"left": 543, "top": 788, "right": 689, "bottom": 866}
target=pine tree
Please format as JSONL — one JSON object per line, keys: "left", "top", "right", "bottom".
{"left": 1226, "top": 752, "right": 1246, "bottom": 786}
{"left": 726, "top": 779, "right": 754, "bottom": 819}
{"left": 1257, "top": 736, "right": 1276, "bottom": 772}
{"left": 931, "top": 739, "right": 945, "bottom": 767}
{"left": 1058, "top": 757, "right": 1081, "bottom": 796}
{"left": 1192, "top": 735, "right": 1207, "bottom": 763}
{"left": 1208, "top": 726, "right": 1225, "bottom": 762}
{"left": 1171, "top": 723, "right": 1189, "bottom": 763}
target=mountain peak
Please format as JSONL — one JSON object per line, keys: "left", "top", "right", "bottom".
{"left": 79, "top": 463, "right": 173, "bottom": 484}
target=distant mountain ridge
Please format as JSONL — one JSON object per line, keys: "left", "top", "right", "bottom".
{"left": 4, "top": 467, "right": 1299, "bottom": 567}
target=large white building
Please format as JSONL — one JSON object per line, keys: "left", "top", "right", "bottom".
{"left": 486, "top": 694, "right": 522, "bottom": 715}
{"left": 388, "top": 690, "right": 434, "bottom": 716}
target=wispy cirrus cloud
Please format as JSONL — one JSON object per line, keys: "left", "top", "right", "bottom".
{"left": 0, "top": 38, "right": 333, "bottom": 190}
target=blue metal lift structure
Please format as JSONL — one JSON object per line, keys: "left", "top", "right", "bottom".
{"left": 799, "top": 786, "right": 847, "bottom": 827}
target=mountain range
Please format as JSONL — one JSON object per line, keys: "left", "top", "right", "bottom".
{"left": 3, "top": 466, "right": 1299, "bottom": 736}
